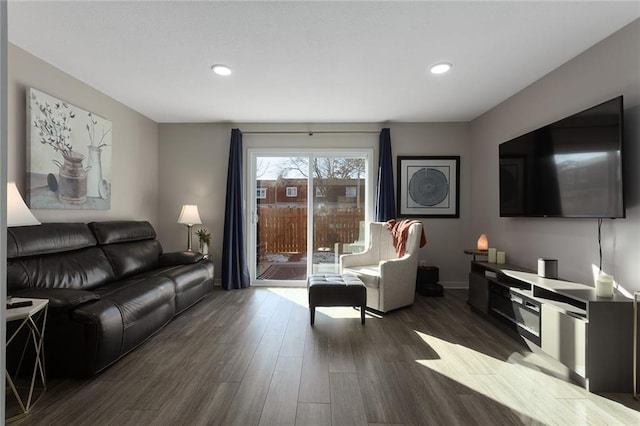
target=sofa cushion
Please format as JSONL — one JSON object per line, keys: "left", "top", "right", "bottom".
{"left": 342, "top": 265, "right": 381, "bottom": 289}
{"left": 101, "top": 240, "right": 162, "bottom": 279}
{"left": 141, "top": 262, "right": 214, "bottom": 313}
{"left": 89, "top": 221, "right": 156, "bottom": 245}
{"left": 7, "top": 247, "right": 116, "bottom": 292}
{"left": 7, "top": 223, "right": 96, "bottom": 259}
{"left": 95, "top": 276, "right": 174, "bottom": 322}
{"left": 89, "top": 220, "right": 163, "bottom": 279}
{"left": 95, "top": 276, "right": 175, "bottom": 354}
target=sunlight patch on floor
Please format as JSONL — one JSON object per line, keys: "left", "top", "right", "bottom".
{"left": 267, "top": 287, "right": 371, "bottom": 320}
{"left": 267, "top": 287, "right": 308, "bottom": 307}
{"left": 413, "top": 330, "right": 640, "bottom": 425}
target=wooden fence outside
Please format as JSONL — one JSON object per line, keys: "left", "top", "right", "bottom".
{"left": 257, "top": 206, "right": 364, "bottom": 253}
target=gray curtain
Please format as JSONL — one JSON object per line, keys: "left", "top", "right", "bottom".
{"left": 375, "top": 128, "right": 396, "bottom": 221}
{"left": 222, "top": 129, "right": 250, "bottom": 290}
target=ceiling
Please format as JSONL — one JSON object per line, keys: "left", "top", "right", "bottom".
{"left": 7, "top": 1, "right": 640, "bottom": 123}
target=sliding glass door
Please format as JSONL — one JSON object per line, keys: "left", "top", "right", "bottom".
{"left": 253, "top": 155, "right": 309, "bottom": 283}
{"left": 249, "top": 150, "right": 372, "bottom": 286}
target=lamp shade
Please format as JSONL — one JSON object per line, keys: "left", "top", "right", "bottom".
{"left": 7, "top": 182, "right": 41, "bottom": 227}
{"left": 177, "top": 205, "right": 202, "bottom": 225}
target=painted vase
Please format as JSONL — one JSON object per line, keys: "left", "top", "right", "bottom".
{"left": 55, "top": 152, "right": 88, "bottom": 204}
{"left": 86, "top": 145, "right": 104, "bottom": 198}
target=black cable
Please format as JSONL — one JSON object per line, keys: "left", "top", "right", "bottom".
{"left": 598, "top": 218, "right": 603, "bottom": 273}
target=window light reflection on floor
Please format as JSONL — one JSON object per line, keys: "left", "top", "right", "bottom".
{"left": 413, "top": 330, "right": 640, "bottom": 424}
{"left": 265, "top": 287, "right": 639, "bottom": 423}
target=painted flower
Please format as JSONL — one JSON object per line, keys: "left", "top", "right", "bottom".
{"left": 86, "top": 112, "right": 111, "bottom": 148}
{"left": 32, "top": 92, "right": 75, "bottom": 157}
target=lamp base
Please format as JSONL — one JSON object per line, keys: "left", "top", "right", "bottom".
{"left": 186, "top": 224, "right": 194, "bottom": 251}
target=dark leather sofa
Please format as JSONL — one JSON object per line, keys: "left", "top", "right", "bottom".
{"left": 7, "top": 220, "right": 214, "bottom": 377}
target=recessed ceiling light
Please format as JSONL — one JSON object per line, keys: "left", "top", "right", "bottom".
{"left": 430, "top": 63, "right": 452, "bottom": 75}
{"left": 211, "top": 64, "right": 232, "bottom": 76}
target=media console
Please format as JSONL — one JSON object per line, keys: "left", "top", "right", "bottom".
{"left": 468, "top": 261, "right": 634, "bottom": 393}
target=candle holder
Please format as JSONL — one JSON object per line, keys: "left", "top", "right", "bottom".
{"left": 488, "top": 248, "right": 497, "bottom": 263}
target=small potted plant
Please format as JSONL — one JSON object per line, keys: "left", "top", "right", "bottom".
{"left": 196, "top": 228, "right": 212, "bottom": 255}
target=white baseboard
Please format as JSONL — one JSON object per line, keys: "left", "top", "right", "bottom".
{"left": 440, "top": 281, "right": 468, "bottom": 289}
{"left": 218, "top": 278, "right": 469, "bottom": 289}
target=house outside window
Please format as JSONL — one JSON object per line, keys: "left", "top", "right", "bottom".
{"left": 257, "top": 188, "right": 267, "bottom": 199}
{"left": 286, "top": 187, "right": 297, "bottom": 197}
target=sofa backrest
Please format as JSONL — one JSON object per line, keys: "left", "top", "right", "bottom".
{"left": 7, "top": 223, "right": 116, "bottom": 292}
{"left": 88, "top": 221, "right": 162, "bottom": 279}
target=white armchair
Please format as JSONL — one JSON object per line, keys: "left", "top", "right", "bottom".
{"left": 340, "top": 221, "right": 423, "bottom": 313}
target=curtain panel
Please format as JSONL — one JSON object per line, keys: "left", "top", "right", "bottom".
{"left": 222, "top": 129, "right": 250, "bottom": 290}
{"left": 375, "top": 128, "right": 396, "bottom": 221}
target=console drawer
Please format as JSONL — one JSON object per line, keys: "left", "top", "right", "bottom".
{"left": 541, "top": 304, "right": 587, "bottom": 377}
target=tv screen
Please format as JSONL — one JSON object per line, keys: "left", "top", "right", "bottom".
{"left": 499, "top": 96, "right": 625, "bottom": 218}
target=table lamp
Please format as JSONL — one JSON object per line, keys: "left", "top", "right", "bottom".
{"left": 177, "top": 204, "right": 202, "bottom": 251}
{"left": 7, "top": 182, "right": 41, "bottom": 227}
{"left": 7, "top": 182, "right": 40, "bottom": 305}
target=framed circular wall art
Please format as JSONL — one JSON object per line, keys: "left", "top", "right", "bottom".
{"left": 397, "top": 156, "right": 460, "bottom": 218}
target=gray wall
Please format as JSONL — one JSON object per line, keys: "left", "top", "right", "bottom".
{"left": 390, "top": 123, "right": 471, "bottom": 286}
{"left": 7, "top": 44, "right": 159, "bottom": 225}
{"left": 158, "top": 122, "right": 471, "bottom": 286}
{"left": 158, "top": 122, "right": 231, "bottom": 276}
{"left": 469, "top": 19, "right": 640, "bottom": 292}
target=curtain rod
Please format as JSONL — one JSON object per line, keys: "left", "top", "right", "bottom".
{"left": 241, "top": 130, "right": 380, "bottom": 135}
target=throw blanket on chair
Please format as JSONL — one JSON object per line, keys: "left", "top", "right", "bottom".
{"left": 386, "top": 219, "right": 427, "bottom": 257}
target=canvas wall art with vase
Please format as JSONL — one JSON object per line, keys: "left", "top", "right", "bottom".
{"left": 27, "top": 88, "right": 112, "bottom": 210}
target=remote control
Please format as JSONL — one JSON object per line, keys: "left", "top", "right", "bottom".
{"left": 7, "top": 300, "right": 33, "bottom": 309}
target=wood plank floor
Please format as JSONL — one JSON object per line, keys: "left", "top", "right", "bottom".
{"left": 11, "top": 287, "right": 640, "bottom": 425}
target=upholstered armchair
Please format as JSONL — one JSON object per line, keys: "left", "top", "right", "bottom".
{"left": 340, "top": 221, "right": 423, "bottom": 313}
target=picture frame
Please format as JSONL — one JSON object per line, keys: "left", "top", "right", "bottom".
{"left": 397, "top": 155, "right": 460, "bottom": 218}
{"left": 27, "top": 88, "right": 112, "bottom": 210}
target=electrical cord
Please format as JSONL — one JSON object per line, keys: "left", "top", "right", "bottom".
{"left": 597, "top": 217, "right": 603, "bottom": 273}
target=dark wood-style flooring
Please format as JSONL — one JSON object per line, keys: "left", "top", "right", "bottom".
{"left": 11, "top": 287, "right": 640, "bottom": 425}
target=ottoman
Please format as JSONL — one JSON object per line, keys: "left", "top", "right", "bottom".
{"left": 307, "top": 273, "right": 366, "bottom": 325}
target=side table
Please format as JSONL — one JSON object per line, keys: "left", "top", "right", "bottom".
{"left": 464, "top": 249, "right": 488, "bottom": 261}
{"left": 5, "top": 298, "right": 49, "bottom": 422}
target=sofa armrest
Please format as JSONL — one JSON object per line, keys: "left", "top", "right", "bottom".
{"left": 159, "top": 251, "right": 204, "bottom": 267}
{"left": 10, "top": 288, "right": 100, "bottom": 309}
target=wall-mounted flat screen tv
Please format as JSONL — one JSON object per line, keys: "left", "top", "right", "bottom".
{"left": 499, "top": 96, "right": 625, "bottom": 218}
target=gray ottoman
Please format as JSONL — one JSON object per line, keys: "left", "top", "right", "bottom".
{"left": 307, "top": 273, "right": 366, "bottom": 325}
